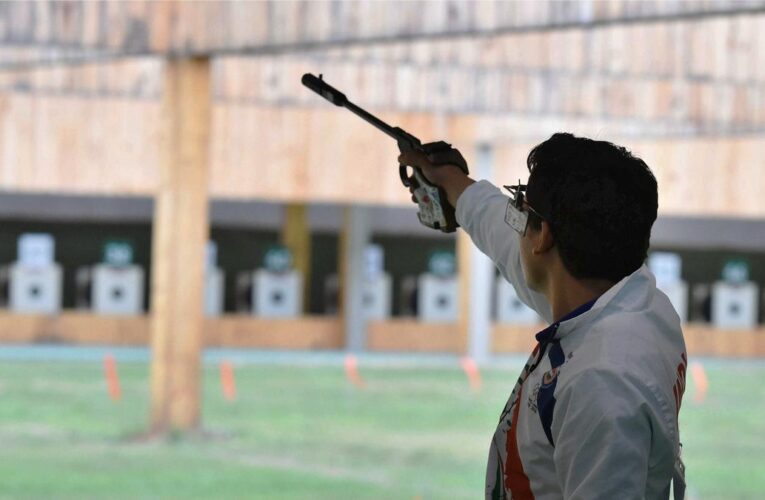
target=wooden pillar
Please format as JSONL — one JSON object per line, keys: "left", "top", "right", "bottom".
{"left": 457, "top": 144, "right": 494, "bottom": 363}
{"left": 149, "top": 57, "right": 211, "bottom": 433}
{"left": 281, "top": 204, "right": 311, "bottom": 313}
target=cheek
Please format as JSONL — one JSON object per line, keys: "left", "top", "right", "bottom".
{"left": 519, "top": 234, "right": 540, "bottom": 290}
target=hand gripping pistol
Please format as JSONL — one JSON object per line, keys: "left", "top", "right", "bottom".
{"left": 301, "top": 73, "right": 469, "bottom": 233}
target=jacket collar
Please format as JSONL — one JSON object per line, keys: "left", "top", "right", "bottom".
{"left": 535, "top": 298, "right": 596, "bottom": 344}
{"left": 535, "top": 264, "right": 655, "bottom": 342}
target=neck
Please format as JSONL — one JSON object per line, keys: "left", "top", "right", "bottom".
{"left": 547, "top": 273, "right": 615, "bottom": 323}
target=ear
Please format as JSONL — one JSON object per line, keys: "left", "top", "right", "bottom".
{"left": 532, "top": 220, "right": 555, "bottom": 255}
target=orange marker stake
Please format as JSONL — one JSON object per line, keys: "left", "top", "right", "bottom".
{"left": 103, "top": 353, "right": 122, "bottom": 402}
{"left": 460, "top": 356, "right": 482, "bottom": 392}
{"left": 689, "top": 361, "right": 708, "bottom": 404}
{"left": 344, "top": 354, "right": 366, "bottom": 389}
{"left": 220, "top": 360, "right": 237, "bottom": 402}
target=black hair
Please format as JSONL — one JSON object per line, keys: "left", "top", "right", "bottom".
{"left": 525, "top": 133, "right": 658, "bottom": 283}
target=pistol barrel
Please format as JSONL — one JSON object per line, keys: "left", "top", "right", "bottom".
{"left": 302, "top": 73, "right": 416, "bottom": 147}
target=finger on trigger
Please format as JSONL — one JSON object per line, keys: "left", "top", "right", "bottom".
{"left": 400, "top": 151, "right": 427, "bottom": 166}
{"left": 398, "top": 152, "right": 415, "bottom": 165}
{"left": 398, "top": 151, "right": 412, "bottom": 161}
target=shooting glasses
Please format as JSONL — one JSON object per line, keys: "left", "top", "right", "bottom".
{"left": 503, "top": 182, "right": 546, "bottom": 235}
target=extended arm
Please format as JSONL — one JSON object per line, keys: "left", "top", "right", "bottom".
{"left": 399, "top": 151, "right": 552, "bottom": 321}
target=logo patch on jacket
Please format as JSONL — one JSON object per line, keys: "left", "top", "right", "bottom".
{"left": 541, "top": 367, "right": 560, "bottom": 387}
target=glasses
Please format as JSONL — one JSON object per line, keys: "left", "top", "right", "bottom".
{"left": 502, "top": 182, "right": 546, "bottom": 235}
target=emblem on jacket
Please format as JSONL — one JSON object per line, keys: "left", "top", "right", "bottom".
{"left": 527, "top": 382, "right": 540, "bottom": 413}
{"left": 542, "top": 367, "right": 560, "bottom": 387}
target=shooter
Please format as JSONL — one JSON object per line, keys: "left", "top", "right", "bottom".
{"left": 303, "top": 74, "right": 687, "bottom": 500}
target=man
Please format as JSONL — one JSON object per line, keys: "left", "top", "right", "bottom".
{"left": 399, "top": 133, "right": 687, "bottom": 499}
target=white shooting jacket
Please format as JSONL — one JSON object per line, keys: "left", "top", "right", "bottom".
{"left": 456, "top": 180, "right": 687, "bottom": 500}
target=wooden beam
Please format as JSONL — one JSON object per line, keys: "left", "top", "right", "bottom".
{"left": 149, "top": 57, "right": 211, "bottom": 433}
{"left": 281, "top": 204, "right": 311, "bottom": 313}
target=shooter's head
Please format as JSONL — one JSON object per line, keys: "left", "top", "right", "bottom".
{"left": 520, "top": 133, "right": 658, "bottom": 287}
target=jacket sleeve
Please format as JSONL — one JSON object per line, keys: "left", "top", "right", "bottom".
{"left": 551, "top": 368, "right": 654, "bottom": 500}
{"left": 455, "top": 180, "right": 552, "bottom": 322}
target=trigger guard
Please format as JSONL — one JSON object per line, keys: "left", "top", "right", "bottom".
{"left": 399, "top": 164, "right": 410, "bottom": 187}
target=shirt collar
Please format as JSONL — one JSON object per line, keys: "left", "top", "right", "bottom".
{"left": 534, "top": 298, "right": 598, "bottom": 344}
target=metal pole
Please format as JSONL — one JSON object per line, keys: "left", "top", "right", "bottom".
{"left": 467, "top": 144, "right": 495, "bottom": 364}
{"left": 342, "top": 205, "right": 371, "bottom": 352}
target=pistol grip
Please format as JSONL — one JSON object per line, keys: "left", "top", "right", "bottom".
{"left": 410, "top": 168, "right": 459, "bottom": 233}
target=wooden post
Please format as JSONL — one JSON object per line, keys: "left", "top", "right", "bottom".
{"left": 149, "top": 57, "right": 211, "bottom": 433}
{"left": 281, "top": 204, "right": 311, "bottom": 313}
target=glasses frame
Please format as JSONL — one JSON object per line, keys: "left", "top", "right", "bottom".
{"left": 503, "top": 183, "right": 546, "bottom": 235}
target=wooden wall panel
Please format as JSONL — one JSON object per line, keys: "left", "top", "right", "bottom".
{"left": 683, "top": 325, "right": 765, "bottom": 358}
{"left": 632, "top": 138, "right": 765, "bottom": 218}
{"left": 0, "top": 312, "right": 344, "bottom": 350}
{"left": 205, "top": 316, "right": 344, "bottom": 350}
{"left": 210, "top": 105, "right": 431, "bottom": 204}
{"left": 210, "top": 52, "right": 765, "bottom": 128}
{"left": 487, "top": 136, "right": 765, "bottom": 219}
{"left": 0, "top": 311, "right": 150, "bottom": 345}
{"left": 0, "top": 313, "right": 761, "bottom": 358}
{"left": 0, "top": 59, "right": 161, "bottom": 97}
{"left": 0, "top": 93, "right": 763, "bottom": 218}
{"left": 493, "top": 323, "right": 765, "bottom": 359}
{"left": 367, "top": 319, "right": 463, "bottom": 353}
{"left": 0, "top": 95, "right": 160, "bottom": 195}
{"left": 492, "top": 324, "right": 541, "bottom": 354}
{"left": 3, "top": 15, "right": 765, "bottom": 129}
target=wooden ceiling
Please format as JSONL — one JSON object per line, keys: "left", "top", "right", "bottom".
{"left": 1, "top": 1, "right": 764, "bottom": 59}
{"left": 0, "top": 1, "right": 763, "bottom": 136}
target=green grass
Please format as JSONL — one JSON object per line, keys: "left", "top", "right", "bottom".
{"left": 0, "top": 358, "right": 762, "bottom": 499}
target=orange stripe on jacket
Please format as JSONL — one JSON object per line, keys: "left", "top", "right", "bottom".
{"left": 505, "top": 384, "right": 535, "bottom": 499}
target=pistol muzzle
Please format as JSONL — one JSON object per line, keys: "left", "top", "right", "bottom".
{"left": 301, "top": 73, "right": 348, "bottom": 106}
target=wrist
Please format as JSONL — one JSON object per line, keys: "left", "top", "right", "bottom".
{"left": 444, "top": 174, "right": 475, "bottom": 207}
